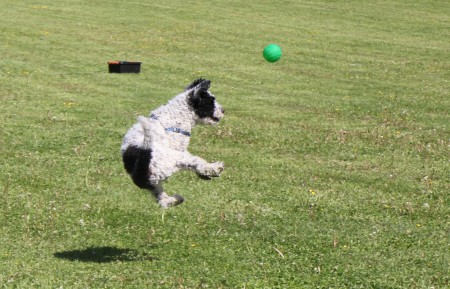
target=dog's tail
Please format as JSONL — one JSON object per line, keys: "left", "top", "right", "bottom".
{"left": 137, "top": 116, "right": 152, "bottom": 149}
{"left": 121, "top": 116, "right": 154, "bottom": 190}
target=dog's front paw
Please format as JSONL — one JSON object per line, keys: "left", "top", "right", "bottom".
{"left": 159, "top": 194, "right": 184, "bottom": 209}
{"left": 198, "top": 161, "right": 224, "bottom": 179}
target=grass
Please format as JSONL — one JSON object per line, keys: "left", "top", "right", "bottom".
{"left": 0, "top": 0, "right": 449, "bottom": 288}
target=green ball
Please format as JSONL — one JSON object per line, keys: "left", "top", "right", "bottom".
{"left": 263, "top": 44, "right": 282, "bottom": 62}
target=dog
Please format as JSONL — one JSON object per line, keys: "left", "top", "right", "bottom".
{"left": 121, "top": 79, "right": 225, "bottom": 208}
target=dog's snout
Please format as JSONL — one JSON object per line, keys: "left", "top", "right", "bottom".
{"left": 221, "top": 107, "right": 225, "bottom": 114}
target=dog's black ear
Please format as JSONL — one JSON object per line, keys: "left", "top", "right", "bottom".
{"left": 188, "top": 79, "right": 211, "bottom": 99}
{"left": 198, "top": 79, "right": 211, "bottom": 91}
{"left": 186, "top": 78, "right": 207, "bottom": 91}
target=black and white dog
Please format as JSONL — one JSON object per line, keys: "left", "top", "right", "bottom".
{"left": 121, "top": 79, "right": 225, "bottom": 208}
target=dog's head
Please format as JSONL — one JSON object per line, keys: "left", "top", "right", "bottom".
{"left": 187, "top": 79, "right": 224, "bottom": 125}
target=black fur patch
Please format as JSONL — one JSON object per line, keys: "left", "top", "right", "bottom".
{"left": 122, "top": 146, "right": 154, "bottom": 190}
{"left": 189, "top": 93, "right": 217, "bottom": 119}
{"left": 188, "top": 80, "right": 217, "bottom": 120}
{"left": 185, "top": 78, "right": 206, "bottom": 91}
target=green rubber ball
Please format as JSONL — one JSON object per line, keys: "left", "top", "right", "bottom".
{"left": 263, "top": 44, "right": 282, "bottom": 62}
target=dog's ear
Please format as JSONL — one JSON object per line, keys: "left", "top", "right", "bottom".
{"left": 199, "top": 79, "right": 211, "bottom": 91}
{"left": 188, "top": 79, "right": 211, "bottom": 99}
{"left": 186, "top": 78, "right": 208, "bottom": 91}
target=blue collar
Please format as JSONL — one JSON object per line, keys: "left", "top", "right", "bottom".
{"left": 151, "top": 114, "right": 191, "bottom": 137}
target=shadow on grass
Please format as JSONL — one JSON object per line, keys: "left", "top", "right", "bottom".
{"left": 54, "top": 246, "right": 157, "bottom": 263}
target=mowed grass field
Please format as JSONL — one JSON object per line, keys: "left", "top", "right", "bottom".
{"left": 1, "top": 0, "right": 449, "bottom": 288}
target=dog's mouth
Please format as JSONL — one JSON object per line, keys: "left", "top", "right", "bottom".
{"left": 211, "top": 107, "right": 224, "bottom": 123}
{"left": 198, "top": 107, "right": 224, "bottom": 125}
{"left": 201, "top": 116, "right": 222, "bottom": 126}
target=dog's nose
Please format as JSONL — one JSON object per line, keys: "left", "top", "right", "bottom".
{"left": 221, "top": 108, "right": 225, "bottom": 114}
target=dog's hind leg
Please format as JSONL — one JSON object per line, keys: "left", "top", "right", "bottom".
{"left": 151, "top": 183, "right": 184, "bottom": 209}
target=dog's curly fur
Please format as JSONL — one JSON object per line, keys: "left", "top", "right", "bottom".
{"left": 121, "top": 79, "right": 225, "bottom": 208}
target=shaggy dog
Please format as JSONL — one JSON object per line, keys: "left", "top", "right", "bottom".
{"left": 121, "top": 79, "right": 225, "bottom": 208}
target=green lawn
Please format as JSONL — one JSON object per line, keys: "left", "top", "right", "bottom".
{"left": 0, "top": 0, "right": 449, "bottom": 288}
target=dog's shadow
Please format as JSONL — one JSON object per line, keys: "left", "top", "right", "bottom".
{"left": 54, "top": 246, "right": 157, "bottom": 263}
